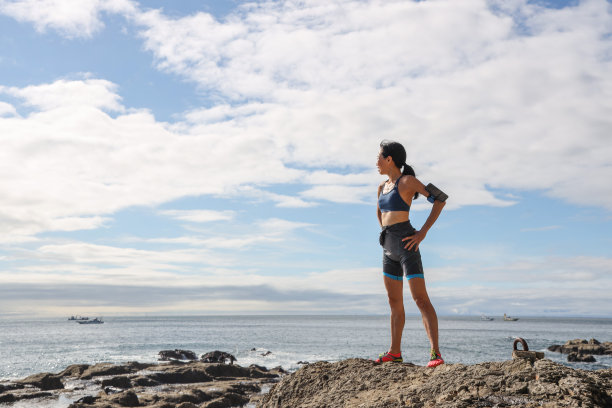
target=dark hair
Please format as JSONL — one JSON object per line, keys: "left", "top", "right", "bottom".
{"left": 380, "top": 140, "right": 419, "bottom": 199}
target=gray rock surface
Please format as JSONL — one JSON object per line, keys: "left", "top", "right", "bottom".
{"left": 259, "top": 358, "right": 612, "bottom": 408}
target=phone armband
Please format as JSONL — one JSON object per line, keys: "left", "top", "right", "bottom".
{"left": 425, "top": 183, "right": 448, "bottom": 203}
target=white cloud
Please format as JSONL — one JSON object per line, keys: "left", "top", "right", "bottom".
{"left": 159, "top": 209, "right": 235, "bottom": 223}
{"left": 0, "top": 0, "right": 136, "bottom": 38}
{"left": 0, "top": 101, "right": 17, "bottom": 117}
{"left": 132, "top": 0, "right": 612, "bottom": 210}
{"left": 1, "top": 78, "right": 124, "bottom": 111}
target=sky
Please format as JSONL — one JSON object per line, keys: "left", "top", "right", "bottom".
{"left": 0, "top": 0, "right": 611, "bottom": 318}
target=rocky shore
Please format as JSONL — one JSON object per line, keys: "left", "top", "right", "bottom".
{"left": 260, "top": 358, "right": 612, "bottom": 408}
{"left": 0, "top": 350, "right": 283, "bottom": 408}
{"left": 548, "top": 338, "right": 612, "bottom": 363}
{"left": 2, "top": 342, "right": 612, "bottom": 407}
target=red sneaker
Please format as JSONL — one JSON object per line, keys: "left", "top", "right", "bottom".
{"left": 427, "top": 350, "right": 444, "bottom": 367}
{"left": 375, "top": 351, "right": 403, "bottom": 363}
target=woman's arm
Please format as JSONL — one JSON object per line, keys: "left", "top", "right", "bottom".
{"left": 377, "top": 182, "right": 384, "bottom": 227}
{"left": 401, "top": 176, "right": 446, "bottom": 250}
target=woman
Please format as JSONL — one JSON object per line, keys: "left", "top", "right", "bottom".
{"left": 375, "top": 140, "right": 447, "bottom": 367}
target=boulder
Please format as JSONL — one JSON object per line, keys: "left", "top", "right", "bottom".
{"left": 200, "top": 351, "right": 236, "bottom": 364}
{"left": 17, "top": 372, "right": 64, "bottom": 390}
{"left": 158, "top": 349, "right": 198, "bottom": 361}
{"left": 548, "top": 338, "right": 612, "bottom": 356}
{"left": 568, "top": 352, "right": 596, "bottom": 363}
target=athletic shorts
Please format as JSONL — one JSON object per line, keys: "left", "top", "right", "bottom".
{"left": 379, "top": 221, "right": 424, "bottom": 281}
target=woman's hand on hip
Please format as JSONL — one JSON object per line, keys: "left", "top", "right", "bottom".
{"left": 402, "top": 230, "right": 426, "bottom": 251}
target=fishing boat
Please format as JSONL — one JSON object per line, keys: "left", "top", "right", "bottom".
{"left": 78, "top": 317, "right": 104, "bottom": 324}
{"left": 503, "top": 313, "right": 519, "bottom": 321}
{"left": 68, "top": 315, "right": 89, "bottom": 321}
{"left": 480, "top": 315, "right": 494, "bottom": 321}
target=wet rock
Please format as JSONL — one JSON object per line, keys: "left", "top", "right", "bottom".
{"left": 147, "top": 366, "right": 213, "bottom": 384}
{"left": 568, "top": 352, "right": 596, "bottom": 362}
{"left": 58, "top": 364, "right": 90, "bottom": 378}
{"left": 17, "top": 372, "right": 64, "bottom": 390}
{"left": 109, "top": 390, "right": 139, "bottom": 407}
{"left": 259, "top": 358, "right": 612, "bottom": 408}
{"left": 200, "top": 350, "right": 236, "bottom": 364}
{"left": 101, "top": 376, "right": 133, "bottom": 388}
{"left": 0, "top": 394, "right": 16, "bottom": 403}
{"left": 548, "top": 338, "right": 612, "bottom": 356}
{"left": 80, "top": 363, "right": 137, "bottom": 380}
{"left": 158, "top": 349, "right": 198, "bottom": 361}
{"left": 261, "top": 350, "right": 272, "bottom": 356}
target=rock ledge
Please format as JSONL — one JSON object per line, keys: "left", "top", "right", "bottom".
{"left": 259, "top": 358, "right": 612, "bottom": 408}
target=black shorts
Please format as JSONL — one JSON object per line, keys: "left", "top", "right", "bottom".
{"left": 379, "top": 221, "right": 424, "bottom": 281}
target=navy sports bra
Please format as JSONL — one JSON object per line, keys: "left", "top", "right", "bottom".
{"left": 378, "top": 176, "right": 411, "bottom": 212}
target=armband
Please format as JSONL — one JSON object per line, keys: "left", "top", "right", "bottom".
{"left": 425, "top": 183, "right": 448, "bottom": 203}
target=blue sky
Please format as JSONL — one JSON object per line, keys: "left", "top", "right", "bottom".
{"left": 0, "top": 0, "right": 611, "bottom": 317}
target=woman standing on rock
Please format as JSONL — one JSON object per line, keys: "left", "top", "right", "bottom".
{"left": 375, "top": 140, "right": 447, "bottom": 367}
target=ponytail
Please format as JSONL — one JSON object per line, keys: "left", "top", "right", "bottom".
{"left": 402, "top": 163, "right": 419, "bottom": 200}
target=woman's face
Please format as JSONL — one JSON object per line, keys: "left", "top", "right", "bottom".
{"left": 376, "top": 149, "right": 390, "bottom": 174}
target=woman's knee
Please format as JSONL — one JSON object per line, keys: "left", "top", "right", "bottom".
{"left": 412, "top": 295, "right": 431, "bottom": 310}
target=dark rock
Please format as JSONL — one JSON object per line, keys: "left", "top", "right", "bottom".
{"left": 261, "top": 350, "right": 272, "bottom": 356}
{"left": 57, "top": 364, "right": 90, "bottom": 378}
{"left": 200, "top": 350, "right": 236, "bottom": 364}
{"left": 568, "top": 352, "right": 596, "bottom": 362}
{"left": 0, "top": 394, "right": 16, "bottom": 403}
{"left": 148, "top": 367, "right": 213, "bottom": 384}
{"left": 297, "top": 360, "right": 310, "bottom": 365}
{"left": 548, "top": 338, "right": 612, "bottom": 356}
{"left": 201, "top": 392, "right": 250, "bottom": 408}
{"left": 109, "top": 390, "right": 140, "bottom": 407}
{"left": 101, "top": 376, "right": 133, "bottom": 388}
{"left": 80, "top": 363, "right": 135, "bottom": 379}
{"left": 74, "top": 395, "right": 98, "bottom": 404}
{"left": 131, "top": 375, "right": 160, "bottom": 387}
{"left": 250, "top": 348, "right": 257, "bottom": 351}
{"left": 204, "top": 363, "right": 277, "bottom": 379}
{"left": 158, "top": 349, "right": 198, "bottom": 361}
{"left": 17, "top": 372, "right": 64, "bottom": 390}
{"left": 0, "top": 383, "right": 24, "bottom": 393}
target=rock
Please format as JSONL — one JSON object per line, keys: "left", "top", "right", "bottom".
{"left": 158, "top": 349, "right": 198, "bottom": 361}
{"left": 101, "top": 376, "right": 133, "bottom": 389}
{"left": 58, "top": 364, "right": 90, "bottom": 378}
{"left": 259, "top": 358, "right": 612, "bottom": 408}
{"left": 200, "top": 350, "right": 236, "bottom": 364}
{"left": 147, "top": 366, "right": 213, "bottom": 384}
{"left": 568, "top": 352, "right": 596, "bottom": 362}
{"left": 109, "top": 390, "right": 139, "bottom": 407}
{"left": 17, "top": 372, "right": 64, "bottom": 390}
{"left": 261, "top": 350, "right": 272, "bottom": 356}
{"left": 297, "top": 360, "right": 310, "bottom": 365}
{"left": 548, "top": 338, "right": 612, "bottom": 356}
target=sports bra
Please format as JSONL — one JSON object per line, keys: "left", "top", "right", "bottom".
{"left": 378, "top": 176, "right": 411, "bottom": 213}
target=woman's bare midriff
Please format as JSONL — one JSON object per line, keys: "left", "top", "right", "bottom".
{"left": 381, "top": 211, "right": 410, "bottom": 227}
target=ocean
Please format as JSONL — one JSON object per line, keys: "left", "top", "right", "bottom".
{"left": 1, "top": 315, "right": 611, "bottom": 383}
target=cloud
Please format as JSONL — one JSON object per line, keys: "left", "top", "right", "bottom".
{"left": 132, "top": 0, "right": 612, "bottom": 210}
{"left": 159, "top": 209, "right": 236, "bottom": 223}
{"left": 0, "top": 0, "right": 136, "bottom": 38}
{"left": 1, "top": 78, "right": 124, "bottom": 111}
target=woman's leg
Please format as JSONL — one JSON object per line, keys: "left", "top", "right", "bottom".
{"left": 383, "top": 276, "right": 405, "bottom": 354}
{"left": 407, "top": 278, "right": 440, "bottom": 355}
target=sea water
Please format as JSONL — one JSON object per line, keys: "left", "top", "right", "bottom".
{"left": 1, "top": 315, "right": 611, "bottom": 381}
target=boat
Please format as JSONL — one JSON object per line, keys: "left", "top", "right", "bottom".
{"left": 68, "top": 315, "right": 89, "bottom": 321}
{"left": 77, "top": 317, "right": 104, "bottom": 324}
{"left": 480, "top": 315, "right": 494, "bottom": 321}
{"left": 503, "top": 313, "right": 519, "bottom": 321}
